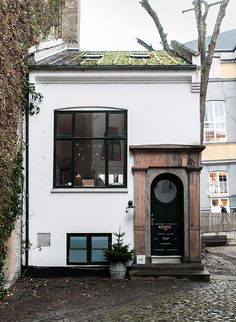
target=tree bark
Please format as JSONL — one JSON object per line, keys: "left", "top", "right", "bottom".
{"left": 139, "top": 0, "right": 170, "bottom": 51}
{"left": 136, "top": 38, "right": 154, "bottom": 51}
{"left": 194, "top": 0, "right": 230, "bottom": 144}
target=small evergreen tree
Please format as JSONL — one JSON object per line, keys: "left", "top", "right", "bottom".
{"left": 104, "top": 228, "right": 134, "bottom": 263}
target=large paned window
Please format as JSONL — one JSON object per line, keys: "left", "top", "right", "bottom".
{"left": 54, "top": 110, "right": 127, "bottom": 188}
{"left": 209, "top": 171, "right": 230, "bottom": 213}
{"left": 204, "top": 101, "right": 226, "bottom": 142}
{"left": 209, "top": 171, "right": 228, "bottom": 195}
{"left": 67, "top": 234, "right": 111, "bottom": 265}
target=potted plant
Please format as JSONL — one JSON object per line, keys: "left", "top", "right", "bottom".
{"left": 104, "top": 228, "right": 134, "bottom": 279}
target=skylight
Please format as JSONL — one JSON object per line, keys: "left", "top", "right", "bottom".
{"left": 84, "top": 54, "right": 103, "bottom": 59}
{"left": 129, "top": 54, "right": 151, "bottom": 59}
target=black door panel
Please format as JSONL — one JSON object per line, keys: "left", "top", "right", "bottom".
{"left": 151, "top": 174, "right": 183, "bottom": 256}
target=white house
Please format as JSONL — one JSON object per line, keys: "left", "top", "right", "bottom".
{"left": 24, "top": 41, "right": 208, "bottom": 279}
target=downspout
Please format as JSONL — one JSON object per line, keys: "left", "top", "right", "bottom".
{"left": 22, "top": 76, "right": 29, "bottom": 276}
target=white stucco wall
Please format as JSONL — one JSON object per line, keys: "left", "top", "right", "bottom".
{"left": 27, "top": 69, "right": 200, "bottom": 266}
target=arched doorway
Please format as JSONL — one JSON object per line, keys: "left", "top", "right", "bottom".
{"left": 151, "top": 173, "right": 184, "bottom": 257}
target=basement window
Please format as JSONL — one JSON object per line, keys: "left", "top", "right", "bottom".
{"left": 67, "top": 233, "right": 111, "bottom": 265}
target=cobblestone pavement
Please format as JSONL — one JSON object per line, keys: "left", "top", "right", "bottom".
{"left": 1, "top": 247, "right": 236, "bottom": 322}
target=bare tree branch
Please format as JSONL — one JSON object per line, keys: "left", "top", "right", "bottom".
{"left": 183, "top": 2, "right": 222, "bottom": 17}
{"left": 139, "top": 0, "right": 170, "bottom": 51}
{"left": 136, "top": 38, "right": 154, "bottom": 51}
{"left": 138, "top": 0, "right": 230, "bottom": 144}
{"left": 208, "top": 1, "right": 222, "bottom": 7}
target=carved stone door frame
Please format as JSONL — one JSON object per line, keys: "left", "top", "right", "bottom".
{"left": 130, "top": 145, "right": 204, "bottom": 263}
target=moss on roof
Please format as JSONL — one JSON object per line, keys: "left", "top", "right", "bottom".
{"left": 71, "top": 51, "right": 188, "bottom": 66}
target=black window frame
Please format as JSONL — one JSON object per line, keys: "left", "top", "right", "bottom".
{"left": 66, "top": 233, "right": 112, "bottom": 265}
{"left": 54, "top": 110, "right": 127, "bottom": 188}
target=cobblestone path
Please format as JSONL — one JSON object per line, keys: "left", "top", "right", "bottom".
{"left": 0, "top": 276, "right": 236, "bottom": 321}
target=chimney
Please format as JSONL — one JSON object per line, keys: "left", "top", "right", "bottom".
{"left": 62, "top": 0, "right": 80, "bottom": 46}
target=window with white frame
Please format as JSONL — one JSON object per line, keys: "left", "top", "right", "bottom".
{"left": 211, "top": 198, "right": 229, "bottom": 213}
{"left": 209, "top": 171, "right": 230, "bottom": 213}
{"left": 204, "top": 101, "right": 226, "bottom": 142}
{"left": 209, "top": 171, "right": 228, "bottom": 195}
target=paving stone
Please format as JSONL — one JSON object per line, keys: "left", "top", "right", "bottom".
{"left": 1, "top": 248, "right": 236, "bottom": 321}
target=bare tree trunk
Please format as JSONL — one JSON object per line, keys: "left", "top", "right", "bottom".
{"left": 139, "top": 0, "right": 170, "bottom": 51}
{"left": 138, "top": 0, "right": 230, "bottom": 144}
{"left": 194, "top": 0, "right": 230, "bottom": 144}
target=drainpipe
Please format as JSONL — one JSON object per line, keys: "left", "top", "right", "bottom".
{"left": 22, "top": 78, "right": 29, "bottom": 276}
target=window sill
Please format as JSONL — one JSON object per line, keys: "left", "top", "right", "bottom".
{"left": 51, "top": 188, "right": 128, "bottom": 193}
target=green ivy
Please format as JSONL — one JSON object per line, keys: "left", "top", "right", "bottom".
{"left": 0, "top": 0, "right": 61, "bottom": 297}
{"left": 0, "top": 148, "right": 23, "bottom": 299}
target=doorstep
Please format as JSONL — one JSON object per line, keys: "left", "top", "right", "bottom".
{"left": 129, "top": 262, "right": 210, "bottom": 282}
{"left": 151, "top": 256, "right": 182, "bottom": 264}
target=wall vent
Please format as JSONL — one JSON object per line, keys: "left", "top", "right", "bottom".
{"left": 37, "top": 233, "right": 51, "bottom": 247}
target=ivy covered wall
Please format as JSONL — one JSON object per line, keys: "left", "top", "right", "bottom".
{"left": 0, "top": 0, "right": 62, "bottom": 297}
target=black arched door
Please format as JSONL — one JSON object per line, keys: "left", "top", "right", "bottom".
{"left": 151, "top": 173, "right": 184, "bottom": 256}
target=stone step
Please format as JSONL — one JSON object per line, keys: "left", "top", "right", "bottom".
{"left": 129, "top": 265, "right": 210, "bottom": 282}
{"left": 132, "top": 263, "right": 205, "bottom": 270}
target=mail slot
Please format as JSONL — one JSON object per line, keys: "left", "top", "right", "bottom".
{"left": 159, "top": 225, "right": 171, "bottom": 230}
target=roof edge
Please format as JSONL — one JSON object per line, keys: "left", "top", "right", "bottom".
{"left": 29, "top": 64, "right": 196, "bottom": 72}
{"left": 171, "top": 41, "right": 199, "bottom": 64}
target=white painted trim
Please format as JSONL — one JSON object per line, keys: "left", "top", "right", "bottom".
{"left": 202, "top": 159, "right": 236, "bottom": 164}
{"left": 51, "top": 188, "right": 129, "bottom": 193}
{"left": 35, "top": 71, "right": 194, "bottom": 85}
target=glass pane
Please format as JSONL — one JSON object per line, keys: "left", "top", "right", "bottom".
{"left": 56, "top": 114, "right": 72, "bottom": 136}
{"left": 216, "top": 130, "right": 226, "bottom": 141}
{"left": 210, "top": 183, "right": 218, "bottom": 194}
{"left": 92, "top": 236, "right": 108, "bottom": 248}
{"left": 74, "top": 139, "right": 105, "bottom": 187}
{"left": 69, "top": 250, "right": 87, "bottom": 263}
{"left": 221, "top": 198, "right": 228, "bottom": 207}
{"left": 108, "top": 114, "right": 125, "bottom": 136}
{"left": 214, "top": 102, "right": 224, "bottom": 122}
{"left": 219, "top": 184, "right": 227, "bottom": 193}
{"left": 210, "top": 173, "right": 217, "bottom": 182}
{"left": 215, "top": 122, "right": 225, "bottom": 129}
{"left": 55, "top": 141, "right": 73, "bottom": 186}
{"left": 70, "top": 236, "right": 86, "bottom": 249}
{"left": 75, "top": 113, "right": 105, "bottom": 137}
{"left": 108, "top": 140, "right": 124, "bottom": 185}
{"left": 91, "top": 250, "right": 107, "bottom": 262}
{"left": 154, "top": 180, "right": 177, "bottom": 203}
{"left": 212, "top": 199, "right": 219, "bottom": 207}
{"left": 205, "top": 130, "right": 215, "bottom": 142}
{"left": 205, "top": 103, "right": 214, "bottom": 122}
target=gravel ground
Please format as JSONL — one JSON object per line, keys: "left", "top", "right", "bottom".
{"left": 0, "top": 246, "right": 236, "bottom": 322}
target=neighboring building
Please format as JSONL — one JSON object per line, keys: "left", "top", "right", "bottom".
{"left": 186, "top": 29, "right": 236, "bottom": 213}
{"left": 24, "top": 42, "right": 208, "bottom": 278}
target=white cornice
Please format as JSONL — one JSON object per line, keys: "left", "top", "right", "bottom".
{"left": 34, "top": 70, "right": 195, "bottom": 85}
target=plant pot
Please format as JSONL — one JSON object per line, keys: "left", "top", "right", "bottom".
{"left": 109, "top": 261, "right": 127, "bottom": 279}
